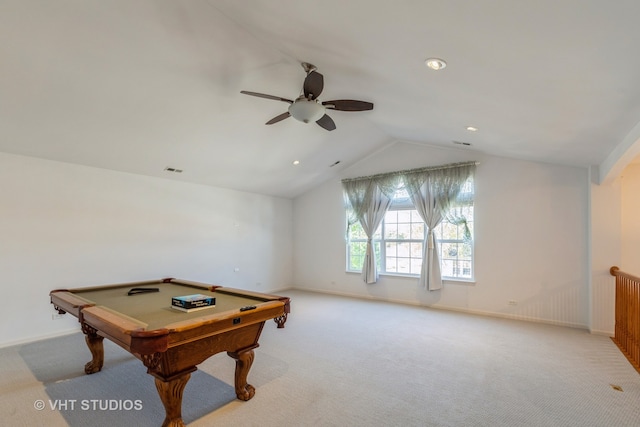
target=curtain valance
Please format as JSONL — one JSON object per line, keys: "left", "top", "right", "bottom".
{"left": 341, "top": 161, "right": 478, "bottom": 185}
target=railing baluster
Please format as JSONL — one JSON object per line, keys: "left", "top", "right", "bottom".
{"left": 610, "top": 266, "right": 640, "bottom": 374}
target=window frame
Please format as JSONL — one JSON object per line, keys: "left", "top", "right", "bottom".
{"left": 345, "top": 179, "right": 475, "bottom": 282}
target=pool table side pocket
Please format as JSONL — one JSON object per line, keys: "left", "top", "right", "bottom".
{"left": 163, "top": 301, "right": 285, "bottom": 340}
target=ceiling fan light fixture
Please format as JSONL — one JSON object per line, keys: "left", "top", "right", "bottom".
{"left": 241, "top": 62, "right": 372, "bottom": 131}
{"left": 425, "top": 58, "right": 447, "bottom": 71}
{"left": 288, "top": 99, "right": 326, "bottom": 123}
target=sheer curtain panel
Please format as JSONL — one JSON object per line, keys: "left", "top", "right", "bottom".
{"left": 403, "top": 163, "right": 476, "bottom": 290}
{"left": 343, "top": 176, "right": 398, "bottom": 284}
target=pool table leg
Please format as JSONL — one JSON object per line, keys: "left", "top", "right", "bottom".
{"left": 227, "top": 345, "right": 257, "bottom": 401}
{"left": 155, "top": 372, "right": 191, "bottom": 427}
{"left": 81, "top": 324, "right": 104, "bottom": 374}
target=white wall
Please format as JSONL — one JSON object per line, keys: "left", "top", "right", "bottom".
{"left": 293, "top": 141, "right": 590, "bottom": 328}
{"left": 0, "top": 152, "right": 293, "bottom": 347}
{"left": 589, "top": 175, "right": 621, "bottom": 335}
{"left": 621, "top": 163, "right": 640, "bottom": 273}
{"left": 587, "top": 162, "right": 640, "bottom": 336}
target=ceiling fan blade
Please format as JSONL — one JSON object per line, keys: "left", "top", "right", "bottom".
{"left": 240, "top": 91, "right": 293, "bottom": 104}
{"left": 316, "top": 114, "right": 336, "bottom": 131}
{"left": 322, "top": 99, "right": 374, "bottom": 111}
{"left": 266, "top": 112, "right": 291, "bottom": 125}
{"left": 303, "top": 71, "right": 324, "bottom": 100}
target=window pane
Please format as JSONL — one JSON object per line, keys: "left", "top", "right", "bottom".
{"left": 373, "top": 241, "right": 381, "bottom": 270}
{"left": 385, "top": 223, "right": 398, "bottom": 239}
{"left": 411, "top": 222, "right": 425, "bottom": 239}
{"left": 386, "top": 259, "right": 396, "bottom": 272}
{"left": 438, "top": 240, "right": 472, "bottom": 279}
{"left": 460, "top": 242, "right": 472, "bottom": 258}
{"left": 397, "top": 242, "right": 410, "bottom": 257}
{"left": 350, "top": 222, "right": 367, "bottom": 239}
{"left": 386, "top": 249, "right": 398, "bottom": 272}
{"left": 410, "top": 242, "right": 423, "bottom": 257}
{"left": 440, "top": 221, "right": 459, "bottom": 240}
{"left": 397, "top": 223, "right": 411, "bottom": 239}
{"left": 386, "top": 242, "right": 397, "bottom": 257}
{"left": 441, "top": 242, "right": 457, "bottom": 257}
{"left": 397, "top": 210, "right": 411, "bottom": 223}
{"left": 385, "top": 210, "right": 398, "bottom": 222}
{"left": 410, "top": 257, "right": 422, "bottom": 275}
{"left": 348, "top": 241, "right": 366, "bottom": 270}
{"left": 397, "top": 257, "right": 410, "bottom": 273}
{"left": 346, "top": 177, "right": 473, "bottom": 279}
{"left": 461, "top": 260, "right": 472, "bottom": 277}
{"left": 440, "top": 258, "right": 455, "bottom": 277}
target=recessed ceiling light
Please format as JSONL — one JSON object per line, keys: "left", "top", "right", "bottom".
{"left": 292, "top": 160, "right": 300, "bottom": 166}
{"left": 425, "top": 58, "right": 447, "bottom": 71}
{"left": 466, "top": 126, "right": 478, "bottom": 132}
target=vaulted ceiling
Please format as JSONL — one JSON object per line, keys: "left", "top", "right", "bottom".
{"left": 3, "top": 1, "right": 640, "bottom": 198}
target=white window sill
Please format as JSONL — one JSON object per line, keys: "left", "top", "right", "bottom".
{"left": 346, "top": 270, "right": 476, "bottom": 285}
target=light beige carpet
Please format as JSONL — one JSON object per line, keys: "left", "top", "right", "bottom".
{"left": 2, "top": 290, "right": 639, "bottom": 426}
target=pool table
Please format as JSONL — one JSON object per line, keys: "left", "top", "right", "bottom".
{"left": 50, "top": 278, "right": 290, "bottom": 427}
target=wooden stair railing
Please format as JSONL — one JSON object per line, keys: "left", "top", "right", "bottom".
{"left": 610, "top": 266, "right": 640, "bottom": 374}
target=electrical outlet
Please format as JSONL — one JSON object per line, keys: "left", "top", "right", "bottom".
{"left": 508, "top": 300, "right": 517, "bottom": 306}
{"left": 51, "top": 313, "right": 65, "bottom": 320}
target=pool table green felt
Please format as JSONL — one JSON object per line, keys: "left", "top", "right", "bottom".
{"left": 68, "top": 282, "right": 269, "bottom": 330}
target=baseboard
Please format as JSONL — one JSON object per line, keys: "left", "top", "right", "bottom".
{"left": 0, "top": 328, "right": 80, "bottom": 350}
{"left": 292, "top": 287, "right": 590, "bottom": 330}
{"left": 265, "top": 286, "right": 295, "bottom": 294}
{"left": 589, "top": 329, "right": 614, "bottom": 337}
{"left": 442, "top": 305, "right": 588, "bottom": 330}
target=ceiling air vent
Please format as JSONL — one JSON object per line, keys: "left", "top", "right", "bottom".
{"left": 164, "top": 167, "right": 183, "bottom": 173}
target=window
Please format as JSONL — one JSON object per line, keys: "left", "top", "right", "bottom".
{"left": 346, "top": 178, "right": 474, "bottom": 281}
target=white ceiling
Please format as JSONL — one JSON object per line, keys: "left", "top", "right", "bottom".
{"left": 3, "top": 0, "right": 640, "bottom": 198}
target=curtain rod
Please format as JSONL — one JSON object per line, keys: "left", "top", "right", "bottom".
{"left": 341, "top": 161, "right": 479, "bottom": 183}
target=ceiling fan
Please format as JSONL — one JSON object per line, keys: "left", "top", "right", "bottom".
{"left": 240, "top": 62, "right": 373, "bottom": 131}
